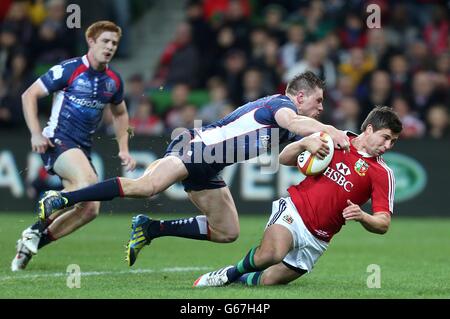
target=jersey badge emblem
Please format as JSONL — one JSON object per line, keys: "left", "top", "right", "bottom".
{"left": 354, "top": 158, "right": 369, "bottom": 176}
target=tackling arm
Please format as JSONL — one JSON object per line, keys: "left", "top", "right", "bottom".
{"left": 279, "top": 134, "right": 330, "bottom": 166}
{"left": 274, "top": 108, "right": 350, "bottom": 150}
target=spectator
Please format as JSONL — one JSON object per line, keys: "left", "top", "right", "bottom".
{"left": 251, "top": 36, "right": 282, "bottom": 94}
{"left": 163, "top": 83, "right": 191, "bottom": 131}
{"left": 124, "top": 73, "right": 147, "bottom": 118}
{"left": 280, "top": 23, "right": 306, "bottom": 70}
{"left": 322, "top": 31, "right": 344, "bottom": 66}
{"left": 248, "top": 26, "right": 270, "bottom": 64}
{"left": 338, "top": 47, "right": 376, "bottom": 91}
{"left": 299, "top": 0, "right": 335, "bottom": 41}
{"left": 33, "top": 0, "right": 77, "bottom": 64}
{"left": 0, "top": 23, "right": 18, "bottom": 76}
{"left": 332, "top": 96, "right": 360, "bottom": 133}
{"left": 328, "top": 74, "right": 355, "bottom": 109}
{"left": 208, "top": 26, "right": 240, "bottom": 77}
{"left": 425, "top": 104, "right": 450, "bottom": 139}
{"left": 219, "top": 49, "right": 247, "bottom": 105}
{"left": 406, "top": 40, "right": 434, "bottom": 73}
{"left": 1, "top": 1, "right": 33, "bottom": 49}
{"left": 152, "top": 22, "right": 200, "bottom": 88}
{"left": 262, "top": 4, "right": 286, "bottom": 45}
{"left": 409, "top": 71, "right": 438, "bottom": 120}
{"left": 358, "top": 70, "right": 392, "bottom": 126}
{"left": 338, "top": 12, "right": 367, "bottom": 49}
{"left": 284, "top": 42, "right": 336, "bottom": 89}
{"left": 178, "top": 103, "right": 198, "bottom": 129}
{"left": 223, "top": 0, "right": 251, "bottom": 50}
{"left": 186, "top": 0, "right": 214, "bottom": 53}
{"left": 28, "top": 0, "right": 47, "bottom": 26}
{"left": 186, "top": 0, "right": 214, "bottom": 86}
{"left": 366, "top": 28, "right": 396, "bottom": 71}
{"left": 423, "top": 5, "right": 449, "bottom": 57}
{"left": 433, "top": 52, "right": 450, "bottom": 92}
{"left": 389, "top": 54, "right": 412, "bottom": 97}
{"left": 240, "top": 67, "right": 269, "bottom": 104}
{"left": 129, "top": 98, "right": 164, "bottom": 136}
{"left": 385, "top": 3, "right": 418, "bottom": 51}
{"left": 392, "top": 96, "right": 425, "bottom": 139}
{"left": 0, "top": 50, "right": 33, "bottom": 129}
{"left": 199, "top": 77, "right": 232, "bottom": 125}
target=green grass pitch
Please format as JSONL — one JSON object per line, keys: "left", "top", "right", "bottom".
{"left": 0, "top": 212, "right": 449, "bottom": 298}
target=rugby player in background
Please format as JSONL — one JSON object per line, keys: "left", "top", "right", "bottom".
{"left": 11, "top": 21, "right": 136, "bottom": 271}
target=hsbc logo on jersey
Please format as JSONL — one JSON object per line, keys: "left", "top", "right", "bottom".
{"left": 323, "top": 163, "right": 354, "bottom": 192}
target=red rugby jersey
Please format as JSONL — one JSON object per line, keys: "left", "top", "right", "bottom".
{"left": 287, "top": 135, "right": 395, "bottom": 242}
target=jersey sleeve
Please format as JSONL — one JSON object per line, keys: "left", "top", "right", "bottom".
{"left": 39, "top": 63, "right": 72, "bottom": 93}
{"left": 371, "top": 163, "right": 395, "bottom": 214}
{"left": 267, "top": 96, "right": 297, "bottom": 117}
{"left": 110, "top": 72, "right": 124, "bottom": 105}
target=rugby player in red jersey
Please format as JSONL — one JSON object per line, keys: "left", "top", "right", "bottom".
{"left": 194, "top": 106, "right": 402, "bottom": 287}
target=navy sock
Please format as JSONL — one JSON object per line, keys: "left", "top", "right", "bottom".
{"left": 236, "top": 271, "right": 263, "bottom": 286}
{"left": 226, "top": 247, "right": 261, "bottom": 282}
{"left": 37, "top": 229, "right": 55, "bottom": 249}
{"left": 30, "top": 220, "right": 47, "bottom": 233}
{"left": 63, "top": 177, "right": 123, "bottom": 206}
{"left": 149, "top": 216, "right": 209, "bottom": 240}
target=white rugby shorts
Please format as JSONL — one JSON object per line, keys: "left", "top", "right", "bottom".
{"left": 266, "top": 197, "right": 329, "bottom": 273}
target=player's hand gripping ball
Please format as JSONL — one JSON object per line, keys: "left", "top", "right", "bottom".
{"left": 297, "top": 132, "right": 334, "bottom": 176}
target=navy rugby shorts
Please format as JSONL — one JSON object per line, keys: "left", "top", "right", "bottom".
{"left": 164, "top": 129, "right": 228, "bottom": 192}
{"left": 41, "top": 135, "right": 95, "bottom": 175}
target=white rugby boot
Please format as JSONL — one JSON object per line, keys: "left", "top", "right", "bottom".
{"left": 21, "top": 228, "right": 41, "bottom": 254}
{"left": 193, "top": 266, "right": 234, "bottom": 287}
{"left": 11, "top": 238, "right": 34, "bottom": 271}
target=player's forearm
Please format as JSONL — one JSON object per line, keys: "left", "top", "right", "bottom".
{"left": 359, "top": 213, "right": 390, "bottom": 234}
{"left": 287, "top": 116, "right": 332, "bottom": 137}
{"left": 22, "top": 92, "right": 42, "bottom": 135}
{"left": 112, "top": 112, "right": 131, "bottom": 152}
{"left": 279, "top": 141, "right": 306, "bottom": 166}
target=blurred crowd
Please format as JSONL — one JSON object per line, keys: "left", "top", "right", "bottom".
{"left": 1, "top": 0, "right": 449, "bottom": 140}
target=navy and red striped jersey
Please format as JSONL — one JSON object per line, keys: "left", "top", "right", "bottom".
{"left": 39, "top": 55, "right": 123, "bottom": 148}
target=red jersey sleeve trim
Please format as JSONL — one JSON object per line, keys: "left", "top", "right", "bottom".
{"left": 68, "top": 64, "right": 88, "bottom": 85}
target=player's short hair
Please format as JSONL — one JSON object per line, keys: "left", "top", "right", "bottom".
{"left": 285, "top": 71, "right": 325, "bottom": 96}
{"left": 361, "top": 106, "right": 403, "bottom": 134}
{"left": 85, "top": 21, "right": 122, "bottom": 41}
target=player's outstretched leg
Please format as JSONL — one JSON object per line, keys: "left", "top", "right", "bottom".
{"left": 126, "top": 214, "right": 158, "bottom": 266}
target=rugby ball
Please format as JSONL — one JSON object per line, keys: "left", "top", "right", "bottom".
{"left": 297, "top": 132, "right": 334, "bottom": 176}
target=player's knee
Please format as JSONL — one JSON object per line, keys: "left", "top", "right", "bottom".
{"left": 130, "top": 176, "right": 157, "bottom": 197}
{"left": 222, "top": 230, "right": 239, "bottom": 243}
{"left": 257, "top": 247, "right": 284, "bottom": 266}
{"left": 212, "top": 228, "right": 239, "bottom": 243}
{"left": 80, "top": 201, "right": 100, "bottom": 221}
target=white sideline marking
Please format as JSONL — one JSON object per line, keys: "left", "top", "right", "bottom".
{"left": 0, "top": 266, "right": 211, "bottom": 282}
